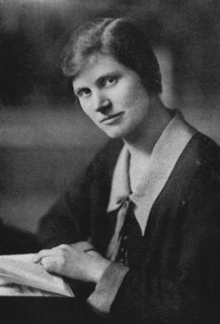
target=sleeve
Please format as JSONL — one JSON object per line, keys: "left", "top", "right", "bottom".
{"left": 37, "top": 140, "right": 123, "bottom": 300}
{"left": 86, "top": 181, "right": 220, "bottom": 324}
{"left": 87, "top": 262, "right": 129, "bottom": 314}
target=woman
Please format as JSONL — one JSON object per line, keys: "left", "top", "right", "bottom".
{"left": 34, "top": 18, "right": 220, "bottom": 323}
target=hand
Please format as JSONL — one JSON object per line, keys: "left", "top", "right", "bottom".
{"left": 32, "top": 243, "right": 110, "bottom": 283}
{"left": 69, "top": 241, "right": 101, "bottom": 256}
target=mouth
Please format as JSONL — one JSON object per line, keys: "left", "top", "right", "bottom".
{"left": 101, "top": 112, "right": 124, "bottom": 125}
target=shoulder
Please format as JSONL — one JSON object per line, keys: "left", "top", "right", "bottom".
{"left": 169, "top": 131, "right": 220, "bottom": 214}
{"left": 192, "top": 131, "right": 220, "bottom": 159}
{"left": 177, "top": 133, "right": 220, "bottom": 246}
{"left": 182, "top": 132, "right": 220, "bottom": 218}
{"left": 188, "top": 132, "right": 220, "bottom": 182}
{"left": 66, "top": 139, "right": 123, "bottom": 196}
{"left": 180, "top": 131, "right": 220, "bottom": 180}
{"left": 87, "top": 139, "right": 124, "bottom": 177}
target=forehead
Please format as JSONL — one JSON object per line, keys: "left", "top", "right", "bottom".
{"left": 73, "top": 54, "right": 129, "bottom": 88}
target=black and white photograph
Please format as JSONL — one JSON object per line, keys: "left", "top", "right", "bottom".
{"left": 1, "top": 1, "right": 220, "bottom": 323}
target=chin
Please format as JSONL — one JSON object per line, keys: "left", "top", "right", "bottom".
{"left": 104, "top": 130, "right": 124, "bottom": 139}
{"left": 101, "top": 124, "right": 133, "bottom": 140}
{"left": 105, "top": 129, "right": 131, "bottom": 140}
{"left": 106, "top": 134, "right": 122, "bottom": 140}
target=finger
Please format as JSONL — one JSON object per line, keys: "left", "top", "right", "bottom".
{"left": 41, "top": 255, "right": 67, "bottom": 275}
{"left": 70, "top": 241, "right": 96, "bottom": 252}
{"left": 32, "top": 250, "right": 49, "bottom": 263}
{"left": 40, "top": 256, "right": 60, "bottom": 273}
{"left": 52, "top": 244, "right": 70, "bottom": 251}
{"left": 86, "top": 250, "right": 100, "bottom": 257}
{"left": 32, "top": 248, "right": 59, "bottom": 263}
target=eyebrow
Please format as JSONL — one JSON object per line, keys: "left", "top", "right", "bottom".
{"left": 96, "top": 71, "right": 118, "bottom": 85}
{"left": 73, "top": 70, "right": 120, "bottom": 94}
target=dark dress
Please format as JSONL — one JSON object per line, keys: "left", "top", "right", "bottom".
{"left": 38, "top": 124, "right": 220, "bottom": 323}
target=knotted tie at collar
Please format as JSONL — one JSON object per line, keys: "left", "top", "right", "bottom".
{"left": 106, "top": 197, "right": 131, "bottom": 262}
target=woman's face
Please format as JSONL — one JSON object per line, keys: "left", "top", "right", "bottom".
{"left": 73, "top": 54, "right": 152, "bottom": 140}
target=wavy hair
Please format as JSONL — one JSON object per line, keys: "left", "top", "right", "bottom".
{"left": 62, "top": 18, "right": 162, "bottom": 94}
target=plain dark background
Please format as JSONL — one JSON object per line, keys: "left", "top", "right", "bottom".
{"left": 1, "top": 1, "right": 220, "bottom": 322}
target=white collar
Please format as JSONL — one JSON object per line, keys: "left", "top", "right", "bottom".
{"left": 107, "top": 111, "right": 196, "bottom": 234}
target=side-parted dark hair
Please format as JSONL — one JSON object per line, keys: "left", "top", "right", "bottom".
{"left": 62, "top": 18, "right": 162, "bottom": 94}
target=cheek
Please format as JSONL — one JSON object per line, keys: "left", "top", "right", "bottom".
{"left": 117, "top": 83, "right": 139, "bottom": 106}
{"left": 81, "top": 106, "right": 98, "bottom": 125}
{"left": 113, "top": 90, "right": 132, "bottom": 108}
{"left": 80, "top": 101, "right": 93, "bottom": 117}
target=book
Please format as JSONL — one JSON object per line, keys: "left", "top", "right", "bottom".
{"left": 0, "top": 254, "right": 74, "bottom": 297}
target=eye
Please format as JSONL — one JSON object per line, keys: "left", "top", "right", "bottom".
{"left": 103, "top": 76, "right": 117, "bottom": 87}
{"left": 76, "top": 88, "right": 91, "bottom": 98}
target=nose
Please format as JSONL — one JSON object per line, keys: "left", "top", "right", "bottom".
{"left": 93, "top": 91, "right": 111, "bottom": 113}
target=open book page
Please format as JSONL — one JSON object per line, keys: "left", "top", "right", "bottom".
{"left": 0, "top": 254, "right": 74, "bottom": 297}
{"left": 0, "top": 276, "right": 59, "bottom": 296}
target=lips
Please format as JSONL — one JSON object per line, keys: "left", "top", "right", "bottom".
{"left": 101, "top": 112, "right": 124, "bottom": 124}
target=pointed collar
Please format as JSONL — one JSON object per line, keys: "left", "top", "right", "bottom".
{"left": 107, "top": 111, "right": 196, "bottom": 220}
{"left": 106, "top": 145, "right": 131, "bottom": 211}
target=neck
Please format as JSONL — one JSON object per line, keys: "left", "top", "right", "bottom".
{"left": 124, "top": 96, "right": 172, "bottom": 160}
